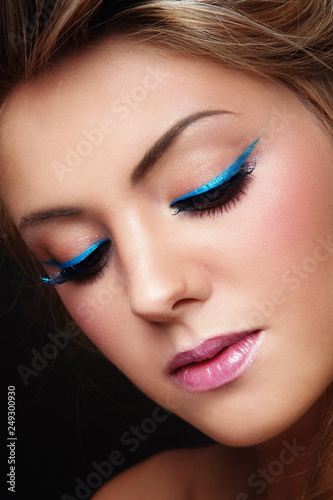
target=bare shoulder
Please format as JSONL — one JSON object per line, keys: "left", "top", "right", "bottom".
{"left": 91, "top": 445, "right": 229, "bottom": 500}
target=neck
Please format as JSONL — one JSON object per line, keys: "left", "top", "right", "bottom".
{"left": 251, "top": 388, "right": 331, "bottom": 500}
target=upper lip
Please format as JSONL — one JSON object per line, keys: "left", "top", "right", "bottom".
{"left": 167, "top": 330, "right": 259, "bottom": 374}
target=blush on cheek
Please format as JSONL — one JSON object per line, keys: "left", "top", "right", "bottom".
{"left": 254, "top": 144, "right": 330, "bottom": 267}
{"left": 55, "top": 288, "right": 106, "bottom": 346}
{"left": 65, "top": 288, "right": 133, "bottom": 361}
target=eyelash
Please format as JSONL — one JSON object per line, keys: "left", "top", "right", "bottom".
{"left": 171, "top": 162, "right": 255, "bottom": 217}
{"left": 41, "top": 239, "right": 111, "bottom": 286}
{"left": 42, "top": 160, "right": 256, "bottom": 286}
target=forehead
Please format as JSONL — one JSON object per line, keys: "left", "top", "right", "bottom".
{"left": 2, "top": 39, "right": 173, "bottom": 158}
{"left": 0, "top": 37, "right": 286, "bottom": 224}
{"left": 2, "top": 36, "right": 280, "bottom": 143}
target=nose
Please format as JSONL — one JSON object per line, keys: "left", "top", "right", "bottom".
{"left": 117, "top": 225, "right": 211, "bottom": 323}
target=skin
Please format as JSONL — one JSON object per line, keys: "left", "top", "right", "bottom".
{"left": 1, "top": 38, "right": 333, "bottom": 498}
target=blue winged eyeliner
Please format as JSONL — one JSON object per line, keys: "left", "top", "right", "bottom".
{"left": 170, "top": 137, "right": 260, "bottom": 207}
{"left": 40, "top": 238, "right": 110, "bottom": 285}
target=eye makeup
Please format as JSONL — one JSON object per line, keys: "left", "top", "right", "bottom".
{"left": 39, "top": 138, "right": 259, "bottom": 286}
{"left": 40, "top": 238, "right": 111, "bottom": 285}
{"left": 170, "top": 137, "right": 260, "bottom": 207}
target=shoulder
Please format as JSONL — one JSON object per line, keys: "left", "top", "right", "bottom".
{"left": 91, "top": 445, "right": 225, "bottom": 500}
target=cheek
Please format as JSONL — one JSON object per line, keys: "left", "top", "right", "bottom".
{"left": 238, "top": 140, "right": 333, "bottom": 368}
{"left": 242, "top": 138, "right": 333, "bottom": 286}
{"left": 57, "top": 282, "right": 126, "bottom": 348}
{"left": 60, "top": 284, "right": 157, "bottom": 379}
{"left": 198, "top": 131, "right": 333, "bottom": 345}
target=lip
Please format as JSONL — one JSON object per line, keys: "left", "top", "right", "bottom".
{"left": 168, "top": 330, "right": 264, "bottom": 392}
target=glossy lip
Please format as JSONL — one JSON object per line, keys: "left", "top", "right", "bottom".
{"left": 167, "top": 329, "right": 264, "bottom": 392}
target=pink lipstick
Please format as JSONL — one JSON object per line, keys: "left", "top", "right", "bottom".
{"left": 168, "top": 330, "right": 264, "bottom": 392}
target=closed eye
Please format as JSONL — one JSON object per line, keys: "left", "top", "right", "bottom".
{"left": 39, "top": 238, "right": 111, "bottom": 285}
{"left": 170, "top": 137, "right": 259, "bottom": 217}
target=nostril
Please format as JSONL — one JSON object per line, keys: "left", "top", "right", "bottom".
{"left": 172, "top": 298, "right": 198, "bottom": 310}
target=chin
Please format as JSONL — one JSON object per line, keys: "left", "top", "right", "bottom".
{"left": 175, "top": 394, "right": 318, "bottom": 449}
{"left": 193, "top": 420, "right": 287, "bottom": 448}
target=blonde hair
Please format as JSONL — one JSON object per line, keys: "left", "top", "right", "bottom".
{"left": 0, "top": 1, "right": 333, "bottom": 497}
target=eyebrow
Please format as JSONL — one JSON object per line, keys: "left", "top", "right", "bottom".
{"left": 19, "top": 109, "right": 233, "bottom": 231}
{"left": 19, "top": 207, "right": 82, "bottom": 230}
{"left": 131, "top": 109, "right": 233, "bottom": 184}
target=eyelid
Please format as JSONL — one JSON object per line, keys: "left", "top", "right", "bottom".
{"left": 43, "top": 238, "right": 110, "bottom": 269}
{"left": 169, "top": 137, "right": 260, "bottom": 207}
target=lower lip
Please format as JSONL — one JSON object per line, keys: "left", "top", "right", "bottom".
{"left": 170, "top": 331, "right": 264, "bottom": 392}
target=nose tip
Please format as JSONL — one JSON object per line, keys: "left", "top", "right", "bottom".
{"left": 128, "top": 276, "right": 192, "bottom": 322}
{"left": 126, "top": 258, "right": 212, "bottom": 323}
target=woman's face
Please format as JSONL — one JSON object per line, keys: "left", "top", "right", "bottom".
{"left": 2, "top": 39, "right": 333, "bottom": 446}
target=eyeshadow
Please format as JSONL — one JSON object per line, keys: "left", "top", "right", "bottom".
{"left": 170, "top": 137, "right": 259, "bottom": 206}
{"left": 43, "top": 238, "right": 110, "bottom": 269}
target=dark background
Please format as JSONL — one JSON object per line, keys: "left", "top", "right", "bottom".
{"left": 1, "top": 248, "right": 211, "bottom": 500}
